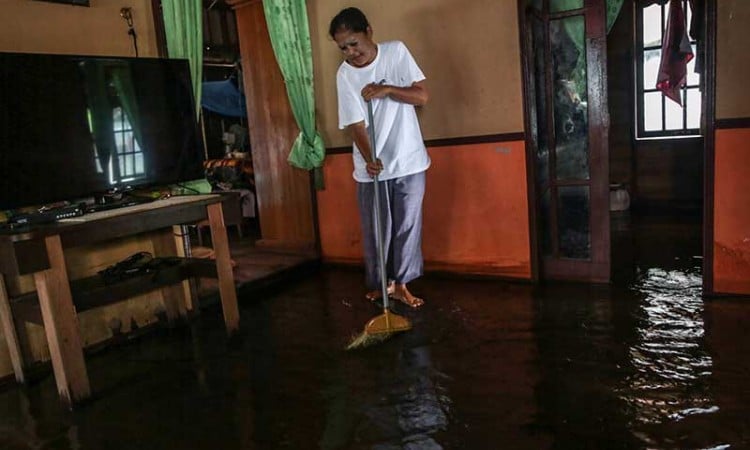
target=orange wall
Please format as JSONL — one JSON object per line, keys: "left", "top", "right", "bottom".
{"left": 317, "top": 141, "right": 531, "bottom": 279}
{"left": 713, "top": 129, "right": 750, "bottom": 295}
{"left": 713, "top": 0, "right": 750, "bottom": 295}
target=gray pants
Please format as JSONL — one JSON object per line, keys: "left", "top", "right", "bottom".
{"left": 357, "top": 171, "right": 426, "bottom": 290}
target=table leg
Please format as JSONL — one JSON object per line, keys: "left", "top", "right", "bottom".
{"left": 174, "top": 225, "right": 198, "bottom": 314}
{"left": 151, "top": 227, "right": 191, "bottom": 323}
{"left": 207, "top": 202, "right": 239, "bottom": 334}
{"left": 0, "top": 274, "right": 25, "bottom": 383}
{"left": 33, "top": 234, "right": 90, "bottom": 407}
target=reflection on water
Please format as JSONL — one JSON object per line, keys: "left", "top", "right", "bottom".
{"left": 392, "top": 346, "right": 450, "bottom": 448}
{"left": 621, "top": 266, "right": 720, "bottom": 442}
{"left": 348, "top": 345, "right": 450, "bottom": 450}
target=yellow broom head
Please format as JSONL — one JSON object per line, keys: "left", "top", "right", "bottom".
{"left": 345, "top": 310, "right": 412, "bottom": 350}
{"left": 345, "top": 330, "right": 394, "bottom": 350}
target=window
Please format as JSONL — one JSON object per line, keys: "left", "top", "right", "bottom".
{"left": 635, "top": 1, "right": 701, "bottom": 138}
{"left": 112, "top": 106, "right": 144, "bottom": 183}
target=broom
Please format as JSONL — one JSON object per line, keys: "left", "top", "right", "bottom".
{"left": 346, "top": 98, "right": 412, "bottom": 350}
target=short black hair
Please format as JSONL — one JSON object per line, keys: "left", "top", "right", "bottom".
{"left": 329, "top": 7, "right": 369, "bottom": 39}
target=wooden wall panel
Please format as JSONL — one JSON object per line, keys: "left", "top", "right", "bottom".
{"left": 229, "top": 0, "right": 316, "bottom": 249}
{"left": 633, "top": 139, "right": 704, "bottom": 210}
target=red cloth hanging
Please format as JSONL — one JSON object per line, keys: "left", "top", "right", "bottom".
{"left": 656, "top": 0, "right": 694, "bottom": 105}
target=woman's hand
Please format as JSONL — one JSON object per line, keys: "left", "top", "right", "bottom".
{"left": 361, "top": 82, "right": 391, "bottom": 101}
{"left": 366, "top": 159, "right": 383, "bottom": 177}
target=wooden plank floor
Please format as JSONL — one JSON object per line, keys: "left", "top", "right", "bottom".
{"left": 191, "top": 221, "right": 320, "bottom": 299}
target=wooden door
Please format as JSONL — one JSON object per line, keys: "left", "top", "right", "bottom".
{"left": 520, "top": 0, "right": 610, "bottom": 282}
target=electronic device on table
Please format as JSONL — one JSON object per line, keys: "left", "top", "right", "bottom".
{"left": 5, "top": 202, "right": 86, "bottom": 227}
{"left": 0, "top": 52, "right": 205, "bottom": 223}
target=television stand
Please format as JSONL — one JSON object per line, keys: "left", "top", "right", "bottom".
{"left": 0, "top": 194, "right": 239, "bottom": 408}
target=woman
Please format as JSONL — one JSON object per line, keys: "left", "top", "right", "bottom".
{"left": 330, "top": 7, "right": 430, "bottom": 308}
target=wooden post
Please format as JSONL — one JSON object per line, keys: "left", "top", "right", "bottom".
{"left": 0, "top": 274, "right": 25, "bottom": 383}
{"left": 207, "top": 202, "right": 240, "bottom": 334}
{"left": 227, "top": 0, "right": 317, "bottom": 249}
{"left": 33, "top": 234, "right": 90, "bottom": 407}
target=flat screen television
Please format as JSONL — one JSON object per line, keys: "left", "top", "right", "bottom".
{"left": 0, "top": 52, "right": 204, "bottom": 211}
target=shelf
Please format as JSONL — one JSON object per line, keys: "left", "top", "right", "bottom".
{"left": 10, "top": 258, "right": 218, "bottom": 325}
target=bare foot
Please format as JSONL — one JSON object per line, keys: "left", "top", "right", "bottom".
{"left": 392, "top": 283, "right": 424, "bottom": 308}
{"left": 365, "top": 281, "right": 395, "bottom": 301}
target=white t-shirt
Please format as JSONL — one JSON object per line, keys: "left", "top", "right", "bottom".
{"left": 336, "top": 40, "right": 431, "bottom": 183}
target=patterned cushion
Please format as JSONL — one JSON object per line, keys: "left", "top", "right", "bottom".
{"left": 204, "top": 158, "right": 254, "bottom": 191}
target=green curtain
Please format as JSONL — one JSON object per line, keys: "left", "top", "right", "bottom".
{"left": 561, "top": 0, "right": 626, "bottom": 49}
{"left": 263, "top": 0, "right": 326, "bottom": 171}
{"left": 529, "top": 0, "right": 625, "bottom": 96}
{"left": 162, "top": 0, "right": 203, "bottom": 117}
{"left": 605, "top": 0, "right": 625, "bottom": 32}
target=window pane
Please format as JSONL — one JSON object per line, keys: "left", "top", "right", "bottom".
{"left": 125, "top": 154, "right": 133, "bottom": 176}
{"left": 686, "top": 44, "right": 700, "bottom": 86}
{"left": 642, "top": 4, "right": 662, "bottom": 47}
{"left": 557, "top": 185, "right": 590, "bottom": 259}
{"left": 552, "top": 15, "right": 589, "bottom": 181}
{"left": 665, "top": 94, "right": 684, "bottom": 130}
{"left": 123, "top": 131, "right": 134, "bottom": 153}
{"left": 686, "top": 88, "right": 701, "bottom": 129}
{"left": 113, "top": 107, "right": 124, "bottom": 132}
{"left": 135, "top": 153, "right": 144, "bottom": 174}
{"left": 644, "top": 49, "right": 661, "bottom": 88}
{"left": 117, "top": 134, "right": 124, "bottom": 154}
{"left": 122, "top": 112, "right": 132, "bottom": 130}
{"left": 644, "top": 92, "right": 663, "bottom": 131}
{"left": 551, "top": 0, "right": 583, "bottom": 12}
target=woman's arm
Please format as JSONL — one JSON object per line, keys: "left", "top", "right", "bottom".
{"left": 361, "top": 80, "right": 429, "bottom": 106}
{"left": 348, "top": 120, "right": 383, "bottom": 177}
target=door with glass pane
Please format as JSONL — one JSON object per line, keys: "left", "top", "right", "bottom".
{"left": 521, "top": 0, "right": 610, "bottom": 282}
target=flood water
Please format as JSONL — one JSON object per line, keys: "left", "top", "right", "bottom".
{"left": 0, "top": 217, "right": 748, "bottom": 449}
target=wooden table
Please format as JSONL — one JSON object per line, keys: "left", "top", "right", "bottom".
{"left": 0, "top": 195, "right": 239, "bottom": 407}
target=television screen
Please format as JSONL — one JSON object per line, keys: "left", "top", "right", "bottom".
{"left": 0, "top": 53, "right": 204, "bottom": 211}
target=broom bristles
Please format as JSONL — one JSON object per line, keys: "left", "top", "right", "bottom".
{"left": 345, "top": 330, "right": 394, "bottom": 350}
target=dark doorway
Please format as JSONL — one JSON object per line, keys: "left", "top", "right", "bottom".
{"left": 606, "top": 0, "right": 705, "bottom": 285}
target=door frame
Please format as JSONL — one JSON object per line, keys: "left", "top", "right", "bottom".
{"left": 518, "top": 0, "right": 611, "bottom": 283}
{"left": 702, "top": 0, "right": 717, "bottom": 295}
